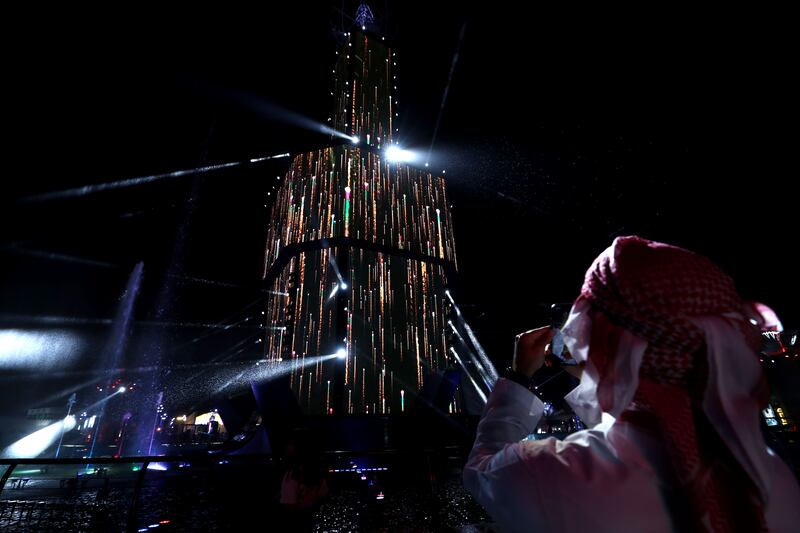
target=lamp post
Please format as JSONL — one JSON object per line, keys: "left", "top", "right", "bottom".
{"left": 54, "top": 393, "right": 77, "bottom": 458}
{"left": 147, "top": 391, "right": 164, "bottom": 456}
{"left": 117, "top": 413, "right": 132, "bottom": 456}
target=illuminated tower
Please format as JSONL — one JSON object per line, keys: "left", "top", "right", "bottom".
{"left": 261, "top": 20, "right": 458, "bottom": 415}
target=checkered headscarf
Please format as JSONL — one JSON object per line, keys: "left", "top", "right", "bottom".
{"left": 581, "top": 236, "right": 766, "bottom": 533}
{"left": 582, "top": 236, "right": 754, "bottom": 384}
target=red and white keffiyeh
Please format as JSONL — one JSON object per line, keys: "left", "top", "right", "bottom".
{"left": 562, "top": 236, "right": 771, "bottom": 533}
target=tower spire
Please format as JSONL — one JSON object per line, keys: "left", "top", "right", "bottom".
{"left": 355, "top": 2, "right": 375, "bottom": 29}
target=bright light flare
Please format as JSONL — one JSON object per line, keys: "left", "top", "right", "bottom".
{"left": 328, "top": 283, "right": 340, "bottom": 301}
{"left": 3, "top": 416, "right": 76, "bottom": 458}
{"left": 336, "top": 348, "right": 347, "bottom": 360}
{"left": 0, "top": 329, "right": 82, "bottom": 369}
{"left": 385, "top": 146, "right": 417, "bottom": 163}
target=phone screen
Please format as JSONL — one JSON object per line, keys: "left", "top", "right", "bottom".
{"left": 550, "top": 303, "right": 578, "bottom": 365}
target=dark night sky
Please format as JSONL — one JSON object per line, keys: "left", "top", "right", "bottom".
{"left": 2, "top": 2, "right": 797, "bottom": 406}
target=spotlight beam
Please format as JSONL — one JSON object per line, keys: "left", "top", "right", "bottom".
{"left": 448, "top": 320, "right": 493, "bottom": 389}
{"left": 445, "top": 291, "right": 499, "bottom": 386}
{"left": 328, "top": 283, "right": 341, "bottom": 301}
{"left": 19, "top": 152, "right": 290, "bottom": 203}
{"left": 450, "top": 347, "right": 488, "bottom": 404}
{"left": 227, "top": 88, "right": 354, "bottom": 143}
{"left": 2, "top": 417, "right": 76, "bottom": 458}
{"left": 458, "top": 317, "right": 499, "bottom": 384}
{"left": 212, "top": 353, "right": 340, "bottom": 394}
{"left": 0, "top": 314, "right": 265, "bottom": 330}
{"left": 3, "top": 388, "right": 124, "bottom": 459}
{"left": 426, "top": 22, "right": 467, "bottom": 166}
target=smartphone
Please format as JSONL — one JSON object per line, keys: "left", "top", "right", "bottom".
{"left": 549, "top": 303, "right": 578, "bottom": 366}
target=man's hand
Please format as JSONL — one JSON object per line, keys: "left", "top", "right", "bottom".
{"left": 513, "top": 326, "right": 555, "bottom": 378}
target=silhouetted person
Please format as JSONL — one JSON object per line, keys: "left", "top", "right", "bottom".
{"left": 279, "top": 428, "right": 328, "bottom": 531}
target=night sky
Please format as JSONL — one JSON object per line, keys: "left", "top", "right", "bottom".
{"left": 2, "top": 3, "right": 797, "bottom": 413}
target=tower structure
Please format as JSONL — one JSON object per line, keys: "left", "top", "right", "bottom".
{"left": 261, "top": 16, "right": 458, "bottom": 415}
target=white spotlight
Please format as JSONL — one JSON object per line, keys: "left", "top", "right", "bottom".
{"left": 328, "top": 283, "right": 340, "bottom": 300}
{"left": 118, "top": 386, "right": 127, "bottom": 393}
{"left": 385, "top": 146, "right": 417, "bottom": 163}
{"left": 0, "top": 329, "right": 82, "bottom": 369}
{"left": 340, "top": 282, "right": 348, "bottom": 290}
{"left": 351, "top": 136, "right": 360, "bottom": 144}
{"left": 3, "top": 416, "right": 76, "bottom": 458}
{"left": 336, "top": 348, "right": 347, "bottom": 359}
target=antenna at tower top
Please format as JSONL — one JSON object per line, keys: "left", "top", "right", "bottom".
{"left": 355, "top": 2, "right": 375, "bottom": 29}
